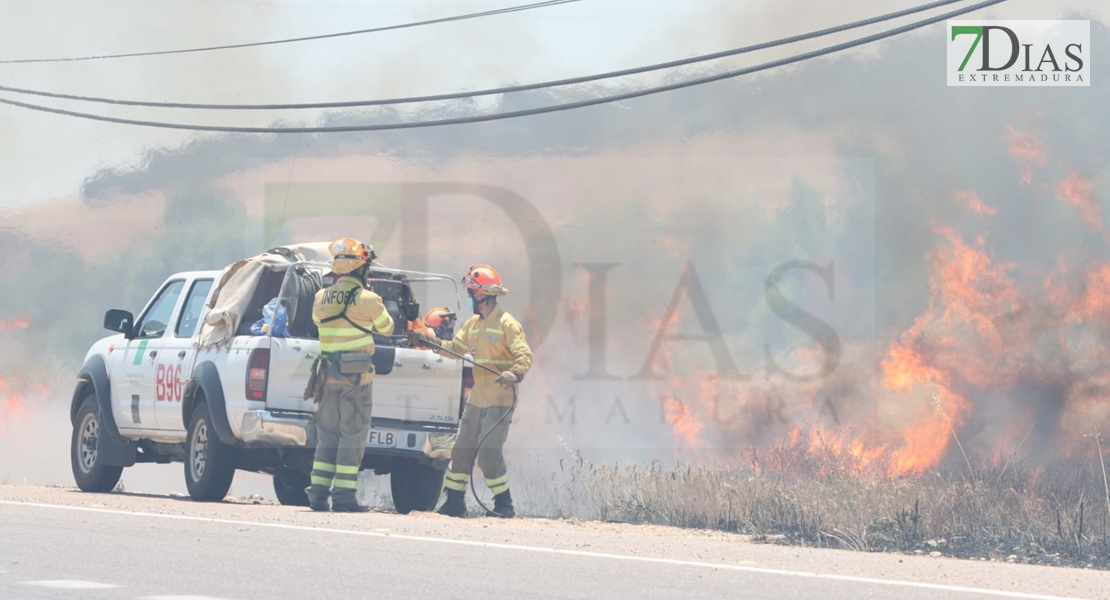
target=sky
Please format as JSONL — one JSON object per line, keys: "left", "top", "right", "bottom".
{"left": 1, "top": 0, "right": 1105, "bottom": 208}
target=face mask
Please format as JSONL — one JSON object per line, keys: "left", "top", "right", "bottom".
{"left": 470, "top": 292, "right": 490, "bottom": 314}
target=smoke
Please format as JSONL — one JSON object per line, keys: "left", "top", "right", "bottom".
{"left": 1, "top": 11, "right": 1108, "bottom": 502}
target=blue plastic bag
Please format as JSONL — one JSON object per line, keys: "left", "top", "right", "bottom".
{"left": 251, "top": 298, "right": 291, "bottom": 337}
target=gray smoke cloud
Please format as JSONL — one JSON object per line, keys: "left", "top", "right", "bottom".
{"left": 2, "top": 11, "right": 1108, "bottom": 504}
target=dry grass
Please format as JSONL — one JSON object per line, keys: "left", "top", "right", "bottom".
{"left": 351, "top": 433, "right": 1109, "bottom": 570}
{"left": 534, "top": 442, "right": 1110, "bottom": 570}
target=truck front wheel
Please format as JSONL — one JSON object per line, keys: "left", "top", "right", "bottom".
{"left": 391, "top": 459, "right": 446, "bottom": 514}
{"left": 184, "top": 402, "right": 237, "bottom": 502}
{"left": 70, "top": 395, "right": 123, "bottom": 493}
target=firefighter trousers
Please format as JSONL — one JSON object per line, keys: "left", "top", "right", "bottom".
{"left": 443, "top": 402, "right": 515, "bottom": 495}
{"left": 309, "top": 368, "right": 373, "bottom": 503}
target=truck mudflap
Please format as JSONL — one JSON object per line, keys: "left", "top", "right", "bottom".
{"left": 424, "top": 432, "right": 457, "bottom": 463}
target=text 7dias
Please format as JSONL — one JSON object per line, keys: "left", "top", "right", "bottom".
{"left": 947, "top": 20, "right": 1090, "bottom": 87}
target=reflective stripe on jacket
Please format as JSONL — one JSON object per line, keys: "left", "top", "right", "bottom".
{"left": 437, "top": 304, "right": 532, "bottom": 407}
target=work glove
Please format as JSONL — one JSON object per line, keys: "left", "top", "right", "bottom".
{"left": 495, "top": 370, "right": 521, "bottom": 387}
{"left": 407, "top": 330, "right": 436, "bottom": 349}
{"left": 406, "top": 329, "right": 426, "bottom": 347}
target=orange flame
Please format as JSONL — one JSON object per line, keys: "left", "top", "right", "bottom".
{"left": 1005, "top": 125, "right": 1046, "bottom": 186}
{"left": 953, "top": 190, "right": 996, "bottom": 216}
{"left": 1055, "top": 170, "right": 1104, "bottom": 233}
{"left": 640, "top": 298, "right": 714, "bottom": 459}
{"left": 664, "top": 396, "right": 704, "bottom": 451}
{"left": 1069, "top": 263, "right": 1110, "bottom": 322}
{"left": 0, "top": 316, "right": 30, "bottom": 333}
{"left": 745, "top": 225, "right": 1012, "bottom": 478}
{"left": 0, "top": 312, "right": 33, "bottom": 434}
{"left": 0, "top": 377, "right": 29, "bottom": 437}
{"left": 645, "top": 125, "right": 1109, "bottom": 478}
{"left": 661, "top": 235, "right": 690, "bottom": 259}
{"left": 660, "top": 206, "right": 1110, "bottom": 477}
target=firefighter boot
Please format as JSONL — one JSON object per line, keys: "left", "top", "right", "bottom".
{"left": 437, "top": 489, "right": 467, "bottom": 517}
{"left": 332, "top": 502, "right": 371, "bottom": 513}
{"left": 331, "top": 496, "right": 371, "bottom": 513}
{"left": 486, "top": 489, "right": 515, "bottom": 518}
{"left": 305, "top": 486, "right": 330, "bottom": 512}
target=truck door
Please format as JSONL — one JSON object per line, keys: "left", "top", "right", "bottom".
{"left": 154, "top": 277, "right": 214, "bottom": 431}
{"left": 112, "top": 279, "right": 186, "bottom": 431}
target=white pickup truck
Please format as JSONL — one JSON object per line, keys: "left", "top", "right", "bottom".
{"left": 68, "top": 242, "right": 471, "bottom": 514}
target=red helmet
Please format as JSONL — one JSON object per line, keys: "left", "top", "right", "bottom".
{"left": 424, "top": 307, "right": 454, "bottom": 327}
{"left": 462, "top": 265, "right": 507, "bottom": 296}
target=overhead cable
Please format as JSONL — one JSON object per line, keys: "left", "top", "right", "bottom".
{"left": 0, "top": 0, "right": 585, "bottom": 64}
{"left": 0, "top": 0, "right": 971, "bottom": 109}
{"left": 0, "top": 0, "right": 1009, "bottom": 133}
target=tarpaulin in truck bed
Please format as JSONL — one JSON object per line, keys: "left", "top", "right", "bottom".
{"left": 196, "top": 242, "right": 332, "bottom": 350}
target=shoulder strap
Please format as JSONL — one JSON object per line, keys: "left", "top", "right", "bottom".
{"left": 342, "top": 312, "right": 377, "bottom": 336}
{"left": 318, "top": 291, "right": 379, "bottom": 336}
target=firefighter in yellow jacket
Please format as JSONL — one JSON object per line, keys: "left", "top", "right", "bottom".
{"left": 410, "top": 265, "right": 532, "bottom": 517}
{"left": 307, "top": 238, "right": 394, "bottom": 512}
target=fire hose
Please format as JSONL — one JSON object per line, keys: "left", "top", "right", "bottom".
{"left": 416, "top": 335, "right": 518, "bottom": 518}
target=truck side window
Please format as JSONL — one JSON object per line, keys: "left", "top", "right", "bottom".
{"left": 135, "top": 280, "right": 186, "bottom": 339}
{"left": 176, "top": 279, "right": 214, "bottom": 338}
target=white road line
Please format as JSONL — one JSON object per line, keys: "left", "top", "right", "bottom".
{"left": 19, "top": 580, "right": 118, "bottom": 589}
{"left": 0, "top": 500, "right": 1092, "bottom": 600}
{"left": 141, "top": 596, "right": 236, "bottom": 600}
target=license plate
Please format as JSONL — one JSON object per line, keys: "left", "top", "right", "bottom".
{"left": 367, "top": 429, "right": 396, "bottom": 447}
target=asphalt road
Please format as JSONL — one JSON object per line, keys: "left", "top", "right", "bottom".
{"left": 1, "top": 485, "right": 1107, "bottom": 600}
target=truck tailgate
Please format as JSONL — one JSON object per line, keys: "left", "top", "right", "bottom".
{"left": 373, "top": 346, "right": 463, "bottom": 424}
{"left": 265, "top": 339, "right": 461, "bottom": 424}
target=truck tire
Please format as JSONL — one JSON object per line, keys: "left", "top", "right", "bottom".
{"left": 391, "top": 459, "right": 446, "bottom": 514}
{"left": 184, "top": 402, "right": 237, "bottom": 502}
{"left": 70, "top": 395, "right": 123, "bottom": 493}
{"left": 272, "top": 468, "right": 311, "bottom": 507}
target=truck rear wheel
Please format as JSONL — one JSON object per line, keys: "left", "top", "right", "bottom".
{"left": 184, "top": 402, "right": 237, "bottom": 502}
{"left": 391, "top": 459, "right": 446, "bottom": 514}
{"left": 272, "top": 468, "right": 311, "bottom": 506}
{"left": 70, "top": 395, "right": 123, "bottom": 493}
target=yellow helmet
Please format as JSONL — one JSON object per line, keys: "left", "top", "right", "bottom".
{"left": 329, "top": 237, "right": 374, "bottom": 275}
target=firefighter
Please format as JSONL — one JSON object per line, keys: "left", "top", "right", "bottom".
{"left": 306, "top": 238, "right": 395, "bottom": 512}
{"left": 423, "top": 307, "right": 457, "bottom": 341}
{"left": 409, "top": 265, "right": 532, "bottom": 518}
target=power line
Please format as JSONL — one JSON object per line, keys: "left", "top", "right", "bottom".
{"left": 0, "top": 0, "right": 1008, "bottom": 134}
{"left": 0, "top": 0, "right": 584, "bottom": 64}
{"left": 0, "top": 0, "right": 971, "bottom": 110}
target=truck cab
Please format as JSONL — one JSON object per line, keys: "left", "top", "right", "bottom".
{"left": 70, "top": 243, "right": 469, "bottom": 514}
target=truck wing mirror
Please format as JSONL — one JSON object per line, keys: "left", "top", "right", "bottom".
{"left": 104, "top": 309, "right": 135, "bottom": 339}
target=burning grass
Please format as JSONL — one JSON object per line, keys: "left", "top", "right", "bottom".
{"left": 560, "top": 443, "right": 1110, "bottom": 570}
